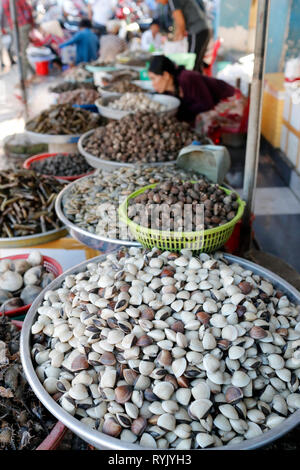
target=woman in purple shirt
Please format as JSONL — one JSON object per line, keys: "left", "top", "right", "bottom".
{"left": 148, "top": 55, "right": 235, "bottom": 124}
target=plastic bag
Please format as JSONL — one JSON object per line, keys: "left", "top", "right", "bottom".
{"left": 60, "top": 45, "right": 76, "bottom": 65}
{"left": 285, "top": 57, "right": 300, "bottom": 82}
{"left": 163, "top": 38, "right": 188, "bottom": 54}
{"left": 196, "top": 91, "right": 248, "bottom": 136}
{"left": 166, "top": 53, "right": 196, "bottom": 70}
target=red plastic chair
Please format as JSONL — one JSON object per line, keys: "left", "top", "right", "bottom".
{"left": 203, "top": 37, "right": 222, "bottom": 77}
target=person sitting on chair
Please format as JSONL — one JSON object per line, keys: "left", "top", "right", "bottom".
{"left": 97, "top": 20, "right": 127, "bottom": 63}
{"left": 59, "top": 18, "right": 99, "bottom": 64}
{"left": 141, "top": 20, "right": 163, "bottom": 51}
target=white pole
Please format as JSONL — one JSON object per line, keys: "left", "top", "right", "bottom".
{"left": 242, "top": 0, "right": 270, "bottom": 225}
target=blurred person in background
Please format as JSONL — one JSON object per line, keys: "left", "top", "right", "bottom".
{"left": 98, "top": 19, "right": 127, "bottom": 63}
{"left": 88, "top": 0, "right": 116, "bottom": 37}
{"left": 148, "top": 55, "right": 235, "bottom": 123}
{"left": 31, "top": 20, "right": 67, "bottom": 69}
{"left": 62, "top": 0, "right": 87, "bottom": 29}
{"left": 135, "top": 0, "right": 151, "bottom": 18}
{"left": 155, "top": 0, "right": 211, "bottom": 72}
{"left": 41, "top": 1, "right": 64, "bottom": 24}
{"left": 145, "top": 0, "right": 158, "bottom": 18}
{"left": 141, "top": 19, "right": 162, "bottom": 51}
{"left": 2, "top": 0, "right": 35, "bottom": 81}
{"left": 155, "top": 1, "right": 172, "bottom": 33}
{"left": 0, "top": 0, "right": 16, "bottom": 68}
{"left": 59, "top": 17, "right": 98, "bottom": 64}
{"left": 62, "top": 0, "right": 87, "bottom": 18}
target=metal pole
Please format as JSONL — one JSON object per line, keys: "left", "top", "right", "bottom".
{"left": 242, "top": 0, "right": 270, "bottom": 233}
{"left": 9, "top": 0, "right": 28, "bottom": 115}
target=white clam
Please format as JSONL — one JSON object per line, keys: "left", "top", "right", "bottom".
{"left": 196, "top": 432, "right": 215, "bottom": 448}
{"left": 203, "top": 354, "right": 220, "bottom": 373}
{"left": 202, "top": 332, "right": 217, "bottom": 350}
{"left": 247, "top": 409, "right": 265, "bottom": 424}
{"left": 219, "top": 404, "right": 239, "bottom": 420}
{"left": 213, "top": 413, "right": 231, "bottom": 431}
{"left": 203, "top": 299, "right": 218, "bottom": 313}
{"left": 268, "top": 353, "right": 285, "bottom": 370}
{"left": 244, "top": 422, "right": 263, "bottom": 439}
{"left": 192, "top": 382, "right": 211, "bottom": 400}
{"left": 189, "top": 399, "right": 212, "bottom": 420}
{"left": 221, "top": 303, "right": 236, "bottom": 316}
{"left": 176, "top": 388, "right": 192, "bottom": 406}
{"left": 286, "top": 393, "right": 300, "bottom": 409}
{"left": 140, "top": 433, "right": 157, "bottom": 448}
{"left": 174, "top": 423, "right": 192, "bottom": 439}
{"left": 210, "top": 314, "right": 227, "bottom": 328}
{"left": 228, "top": 346, "right": 245, "bottom": 360}
{"left": 222, "top": 325, "right": 238, "bottom": 341}
{"left": 266, "top": 414, "right": 285, "bottom": 429}
{"left": 172, "top": 357, "right": 187, "bottom": 378}
{"left": 231, "top": 371, "right": 250, "bottom": 388}
{"left": 153, "top": 382, "right": 174, "bottom": 400}
{"left": 157, "top": 413, "right": 176, "bottom": 431}
{"left": 107, "top": 329, "right": 124, "bottom": 345}
{"left": 162, "top": 400, "right": 179, "bottom": 414}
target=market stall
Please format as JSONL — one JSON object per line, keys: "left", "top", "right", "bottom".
{"left": 1, "top": 0, "right": 299, "bottom": 453}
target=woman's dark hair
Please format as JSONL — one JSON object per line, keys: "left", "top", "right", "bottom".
{"left": 80, "top": 18, "right": 92, "bottom": 29}
{"left": 149, "top": 55, "right": 177, "bottom": 76}
{"left": 151, "top": 19, "right": 160, "bottom": 27}
{"left": 149, "top": 55, "right": 185, "bottom": 96}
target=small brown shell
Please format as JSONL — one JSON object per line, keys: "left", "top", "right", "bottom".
{"left": 250, "top": 326, "right": 268, "bottom": 339}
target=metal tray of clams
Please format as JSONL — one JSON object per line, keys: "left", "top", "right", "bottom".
{"left": 20, "top": 253, "right": 300, "bottom": 450}
{"left": 78, "top": 129, "right": 177, "bottom": 171}
{"left": 94, "top": 93, "right": 180, "bottom": 121}
{"left": 55, "top": 177, "right": 141, "bottom": 251}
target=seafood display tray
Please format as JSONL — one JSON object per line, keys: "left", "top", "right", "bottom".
{"left": 78, "top": 130, "right": 177, "bottom": 171}
{"left": 0, "top": 253, "right": 63, "bottom": 317}
{"left": 25, "top": 130, "right": 81, "bottom": 144}
{"left": 95, "top": 93, "right": 180, "bottom": 120}
{"left": 23, "top": 152, "right": 95, "bottom": 182}
{"left": 85, "top": 65, "right": 118, "bottom": 73}
{"left": 132, "top": 80, "right": 155, "bottom": 92}
{"left": 0, "top": 227, "right": 68, "bottom": 248}
{"left": 115, "top": 63, "right": 147, "bottom": 72}
{"left": 55, "top": 181, "right": 141, "bottom": 251}
{"left": 20, "top": 253, "right": 300, "bottom": 450}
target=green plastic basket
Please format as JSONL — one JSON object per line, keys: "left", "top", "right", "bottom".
{"left": 119, "top": 184, "right": 245, "bottom": 253}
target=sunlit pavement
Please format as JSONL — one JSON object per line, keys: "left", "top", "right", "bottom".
{"left": 0, "top": 64, "right": 60, "bottom": 169}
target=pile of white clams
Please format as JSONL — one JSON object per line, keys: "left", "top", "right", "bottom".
{"left": 31, "top": 248, "right": 300, "bottom": 449}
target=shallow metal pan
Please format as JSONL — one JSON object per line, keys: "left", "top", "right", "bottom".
{"left": 20, "top": 253, "right": 300, "bottom": 450}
